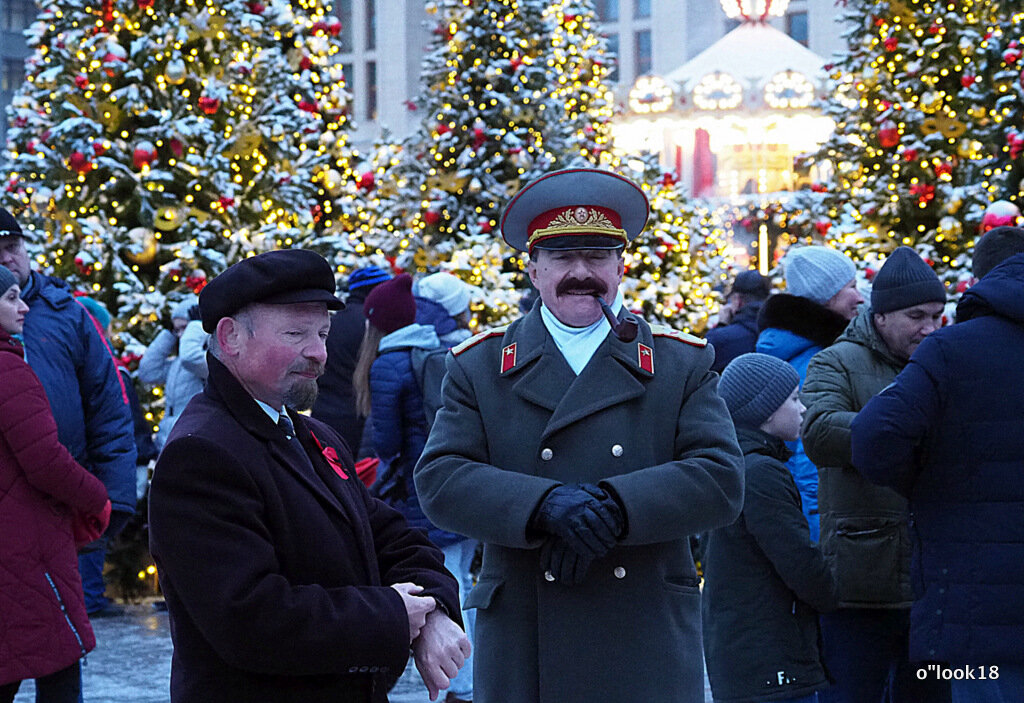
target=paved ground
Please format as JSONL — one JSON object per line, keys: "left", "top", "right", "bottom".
{"left": 13, "top": 600, "right": 713, "bottom": 702}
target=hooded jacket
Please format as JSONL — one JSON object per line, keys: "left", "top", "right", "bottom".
{"left": 20, "top": 271, "right": 136, "bottom": 512}
{"left": 756, "top": 294, "right": 849, "bottom": 541}
{"left": 0, "top": 329, "right": 108, "bottom": 686}
{"left": 851, "top": 254, "right": 1024, "bottom": 664}
{"left": 802, "top": 312, "right": 913, "bottom": 608}
{"left": 705, "top": 300, "right": 763, "bottom": 374}
{"left": 138, "top": 320, "right": 208, "bottom": 450}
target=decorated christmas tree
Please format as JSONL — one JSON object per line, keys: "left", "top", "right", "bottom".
{"left": 2, "top": 0, "right": 357, "bottom": 335}
{"left": 785, "top": 0, "right": 1024, "bottom": 292}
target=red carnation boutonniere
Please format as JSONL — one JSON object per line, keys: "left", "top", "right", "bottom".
{"left": 310, "top": 432, "right": 348, "bottom": 480}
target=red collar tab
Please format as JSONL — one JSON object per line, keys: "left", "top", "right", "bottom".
{"left": 637, "top": 343, "right": 654, "bottom": 373}
{"left": 501, "top": 342, "right": 518, "bottom": 373}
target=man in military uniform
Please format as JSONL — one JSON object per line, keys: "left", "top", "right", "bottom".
{"left": 415, "top": 168, "right": 744, "bottom": 703}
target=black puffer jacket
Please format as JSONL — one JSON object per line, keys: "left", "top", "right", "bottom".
{"left": 802, "top": 312, "right": 913, "bottom": 608}
{"left": 702, "top": 427, "right": 836, "bottom": 703}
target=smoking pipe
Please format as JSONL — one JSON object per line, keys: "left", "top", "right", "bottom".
{"left": 593, "top": 294, "right": 639, "bottom": 343}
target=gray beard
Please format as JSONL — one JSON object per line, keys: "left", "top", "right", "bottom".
{"left": 283, "top": 379, "right": 319, "bottom": 411}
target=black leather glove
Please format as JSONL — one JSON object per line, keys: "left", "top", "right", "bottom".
{"left": 532, "top": 483, "right": 623, "bottom": 559}
{"left": 540, "top": 538, "right": 592, "bottom": 585}
{"left": 187, "top": 304, "right": 202, "bottom": 321}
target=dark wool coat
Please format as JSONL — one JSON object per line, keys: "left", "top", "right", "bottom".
{"left": 0, "top": 330, "right": 108, "bottom": 686}
{"left": 312, "top": 287, "right": 371, "bottom": 454}
{"left": 415, "top": 306, "right": 744, "bottom": 703}
{"left": 802, "top": 312, "right": 913, "bottom": 608}
{"left": 851, "top": 254, "right": 1024, "bottom": 665}
{"left": 149, "top": 356, "right": 461, "bottom": 703}
{"left": 21, "top": 270, "right": 136, "bottom": 513}
{"left": 705, "top": 300, "right": 763, "bottom": 373}
{"left": 756, "top": 293, "right": 850, "bottom": 541}
{"left": 702, "top": 427, "right": 836, "bottom": 703}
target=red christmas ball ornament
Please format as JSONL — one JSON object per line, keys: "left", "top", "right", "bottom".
{"left": 326, "top": 17, "right": 342, "bottom": 36}
{"left": 660, "top": 172, "right": 677, "bottom": 187}
{"left": 311, "top": 20, "right": 328, "bottom": 35}
{"left": 478, "top": 218, "right": 492, "bottom": 233}
{"left": 981, "top": 200, "right": 1022, "bottom": 231}
{"left": 310, "top": 204, "right": 323, "bottom": 221}
{"left": 810, "top": 183, "right": 828, "bottom": 193}
{"left": 864, "top": 267, "right": 877, "bottom": 281}
{"left": 884, "top": 36, "right": 899, "bottom": 52}
{"left": 956, "top": 279, "right": 970, "bottom": 293}
{"left": 878, "top": 120, "right": 900, "bottom": 148}
{"left": 168, "top": 138, "right": 184, "bottom": 158}
{"left": 902, "top": 148, "right": 918, "bottom": 162}
{"left": 74, "top": 74, "right": 88, "bottom": 89}
{"left": 928, "top": 23, "right": 941, "bottom": 35}
{"left": 247, "top": 1, "right": 265, "bottom": 13}
{"left": 473, "top": 127, "right": 485, "bottom": 149}
{"left": 423, "top": 209, "right": 441, "bottom": 225}
{"left": 909, "top": 183, "right": 936, "bottom": 205}
{"left": 357, "top": 171, "right": 375, "bottom": 190}
{"left": 186, "top": 274, "right": 207, "bottom": 294}
{"left": 961, "top": 74, "right": 976, "bottom": 87}
{"left": 935, "top": 161, "right": 953, "bottom": 179}
{"left": 92, "top": 141, "right": 106, "bottom": 156}
{"left": 815, "top": 219, "right": 832, "bottom": 236}
{"left": 137, "top": 0, "right": 154, "bottom": 8}
{"left": 68, "top": 151, "right": 93, "bottom": 174}
{"left": 436, "top": 123, "right": 451, "bottom": 136}
{"left": 132, "top": 141, "right": 158, "bottom": 169}
{"left": 1003, "top": 48, "right": 1021, "bottom": 64}
{"left": 218, "top": 196, "right": 235, "bottom": 209}
{"left": 198, "top": 96, "right": 220, "bottom": 115}
{"left": 298, "top": 100, "right": 319, "bottom": 113}
{"left": 299, "top": 55, "right": 313, "bottom": 71}
{"left": 510, "top": 56, "right": 522, "bottom": 70}
{"left": 562, "top": 12, "right": 578, "bottom": 24}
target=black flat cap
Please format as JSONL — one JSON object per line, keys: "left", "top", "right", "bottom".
{"left": 199, "top": 249, "right": 344, "bottom": 332}
{"left": 0, "top": 207, "right": 23, "bottom": 238}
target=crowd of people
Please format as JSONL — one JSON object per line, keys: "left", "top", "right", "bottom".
{"left": 1, "top": 166, "right": 1023, "bottom": 703}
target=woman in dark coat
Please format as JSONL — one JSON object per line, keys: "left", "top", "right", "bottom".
{"left": 704, "top": 353, "right": 837, "bottom": 703}
{"left": 0, "top": 266, "right": 111, "bottom": 703}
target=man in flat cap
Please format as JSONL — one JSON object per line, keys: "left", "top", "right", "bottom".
{"left": 148, "top": 249, "right": 469, "bottom": 703}
{"left": 414, "top": 168, "right": 744, "bottom": 703}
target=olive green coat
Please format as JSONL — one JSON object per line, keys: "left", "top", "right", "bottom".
{"left": 802, "top": 312, "right": 913, "bottom": 608}
{"left": 415, "top": 306, "right": 744, "bottom": 703}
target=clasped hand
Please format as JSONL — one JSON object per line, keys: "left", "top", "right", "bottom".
{"left": 533, "top": 483, "right": 623, "bottom": 558}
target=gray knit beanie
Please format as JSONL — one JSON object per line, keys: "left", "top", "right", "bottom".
{"left": 870, "top": 246, "right": 945, "bottom": 314}
{"left": 719, "top": 353, "right": 801, "bottom": 429}
{"left": 784, "top": 246, "right": 856, "bottom": 305}
{"left": 0, "top": 265, "right": 16, "bottom": 295}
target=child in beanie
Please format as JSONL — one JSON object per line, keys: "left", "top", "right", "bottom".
{"left": 702, "top": 353, "right": 837, "bottom": 703}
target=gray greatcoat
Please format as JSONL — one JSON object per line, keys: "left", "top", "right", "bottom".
{"left": 415, "top": 306, "right": 744, "bottom": 703}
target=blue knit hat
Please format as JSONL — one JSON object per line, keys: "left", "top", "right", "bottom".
{"left": 0, "top": 265, "right": 16, "bottom": 294}
{"left": 719, "top": 353, "right": 800, "bottom": 429}
{"left": 784, "top": 246, "right": 856, "bottom": 305}
{"left": 870, "top": 247, "right": 945, "bottom": 314}
{"left": 347, "top": 266, "right": 391, "bottom": 291}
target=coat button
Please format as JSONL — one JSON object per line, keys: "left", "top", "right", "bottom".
{"left": 544, "top": 570, "right": 556, "bottom": 582}
{"left": 611, "top": 444, "right": 623, "bottom": 457}
{"left": 613, "top": 566, "right": 626, "bottom": 579}
{"left": 541, "top": 448, "right": 553, "bottom": 461}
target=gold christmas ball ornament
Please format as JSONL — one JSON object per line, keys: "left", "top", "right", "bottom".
{"left": 937, "top": 216, "right": 963, "bottom": 239}
{"left": 165, "top": 58, "right": 187, "bottom": 85}
{"left": 124, "top": 227, "right": 158, "bottom": 265}
{"left": 919, "top": 91, "right": 943, "bottom": 114}
{"left": 154, "top": 206, "right": 184, "bottom": 231}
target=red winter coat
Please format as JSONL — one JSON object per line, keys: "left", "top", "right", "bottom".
{"left": 0, "top": 329, "right": 108, "bottom": 686}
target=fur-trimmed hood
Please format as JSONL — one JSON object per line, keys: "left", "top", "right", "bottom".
{"left": 757, "top": 293, "right": 850, "bottom": 349}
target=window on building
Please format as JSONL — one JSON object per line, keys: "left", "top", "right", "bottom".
{"left": 2, "top": 58, "right": 25, "bottom": 92}
{"left": 365, "top": 0, "right": 375, "bottom": 50}
{"left": 634, "top": 29, "right": 651, "bottom": 77}
{"left": 366, "top": 61, "right": 377, "bottom": 121}
{"left": 605, "top": 33, "right": 619, "bottom": 83}
{"left": 336, "top": 0, "right": 353, "bottom": 51}
{"left": 786, "top": 11, "right": 808, "bottom": 46}
{"left": 342, "top": 62, "right": 353, "bottom": 96}
{"left": 634, "top": 0, "right": 650, "bottom": 19}
{"left": 2, "top": 0, "right": 35, "bottom": 32}
{"left": 594, "top": 0, "right": 618, "bottom": 21}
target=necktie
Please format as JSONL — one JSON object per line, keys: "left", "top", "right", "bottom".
{"left": 277, "top": 412, "right": 297, "bottom": 441}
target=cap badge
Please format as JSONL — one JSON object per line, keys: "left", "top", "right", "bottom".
{"left": 574, "top": 206, "right": 589, "bottom": 223}
{"left": 638, "top": 343, "right": 654, "bottom": 374}
{"left": 501, "top": 342, "right": 517, "bottom": 373}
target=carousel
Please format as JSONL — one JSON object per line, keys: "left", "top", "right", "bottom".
{"left": 612, "top": 0, "right": 835, "bottom": 199}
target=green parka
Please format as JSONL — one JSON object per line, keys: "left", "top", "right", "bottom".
{"left": 801, "top": 312, "right": 913, "bottom": 608}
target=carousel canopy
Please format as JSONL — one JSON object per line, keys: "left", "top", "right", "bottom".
{"left": 666, "top": 21, "right": 826, "bottom": 99}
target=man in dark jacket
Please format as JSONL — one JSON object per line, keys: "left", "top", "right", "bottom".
{"left": 803, "top": 247, "right": 949, "bottom": 703}
{"left": 706, "top": 269, "right": 771, "bottom": 373}
{"left": 851, "top": 227, "right": 1024, "bottom": 702}
{"left": 312, "top": 265, "right": 391, "bottom": 454}
{"left": 757, "top": 245, "right": 865, "bottom": 541}
{"left": 148, "top": 250, "right": 468, "bottom": 703}
{"left": 0, "top": 207, "right": 136, "bottom": 617}
{"left": 415, "top": 169, "right": 744, "bottom": 703}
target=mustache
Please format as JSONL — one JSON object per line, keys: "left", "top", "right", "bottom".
{"left": 556, "top": 277, "right": 608, "bottom": 297}
{"left": 289, "top": 362, "right": 325, "bottom": 376}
